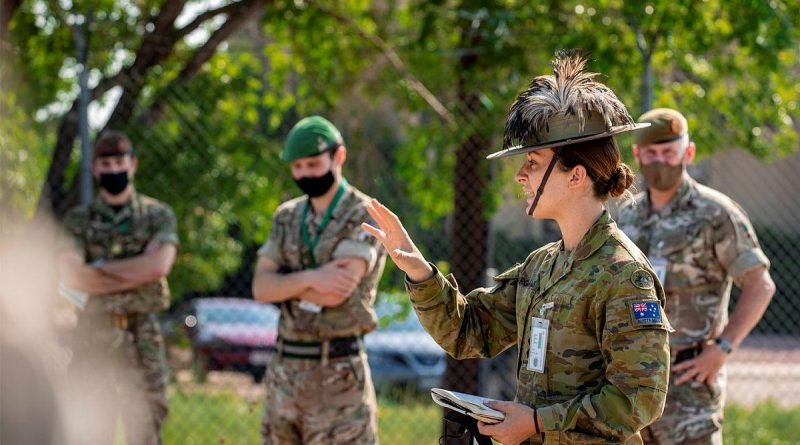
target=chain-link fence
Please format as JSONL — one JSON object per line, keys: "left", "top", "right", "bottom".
{"left": 3, "top": 21, "right": 800, "bottom": 445}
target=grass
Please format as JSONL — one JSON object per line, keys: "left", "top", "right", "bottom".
{"left": 161, "top": 389, "right": 263, "bottom": 445}
{"left": 110, "top": 388, "right": 800, "bottom": 445}
{"left": 724, "top": 400, "right": 800, "bottom": 445}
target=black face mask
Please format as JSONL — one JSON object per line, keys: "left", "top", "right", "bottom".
{"left": 294, "top": 170, "right": 335, "bottom": 197}
{"left": 99, "top": 171, "right": 130, "bottom": 195}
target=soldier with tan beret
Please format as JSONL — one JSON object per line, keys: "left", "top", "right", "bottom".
{"left": 618, "top": 108, "right": 776, "bottom": 445}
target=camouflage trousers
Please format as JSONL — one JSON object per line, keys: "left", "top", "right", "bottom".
{"left": 261, "top": 351, "right": 378, "bottom": 445}
{"left": 642, "top": 428, "right": 722, "bottom": 445}
{"left": 66, "top": 313, "right": 169, "bottom": 445}
{"left": 643, "top": 365, "right": 726, "bottom": 445}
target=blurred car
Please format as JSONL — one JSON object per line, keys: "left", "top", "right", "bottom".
{"left": 181, "top": 297, "right": 280, "bottom": 383}
{"left": 365, "top": 303, "right": 447, "bottom": 392}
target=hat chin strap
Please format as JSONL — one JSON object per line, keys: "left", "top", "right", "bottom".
{"left": 527, "top": 156, "right": 559, "bottom": 216}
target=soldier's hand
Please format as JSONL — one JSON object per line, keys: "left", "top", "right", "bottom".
{"left": 362, "top": 199, "right": 433, "bottom": 282}
{"left": 309, "top": 258, "right": 360, "bottom": 300}
{"left": 672, "top": 342, "right": 728, "bottom": 385}
{"left": 477, "top": 401, "right": 538, "bottom": 445}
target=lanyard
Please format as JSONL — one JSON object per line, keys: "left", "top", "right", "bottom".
{"left": 300, "top": 178, "right": 348, "bottom": 268}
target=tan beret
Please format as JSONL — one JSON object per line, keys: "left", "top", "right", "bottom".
{"left": 634, "top": 108, "right": 688, "bottom": 146}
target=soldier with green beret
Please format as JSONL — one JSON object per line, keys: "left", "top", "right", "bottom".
{"left": 362, "top": 51, "right": 672, "bottom": 445}
{"left": 252, "top": 116, "right": 386, "bottom": 444}
{"left": 617, "top": 108, "right": 776, "bottom": 445}
{"left": 57, "top": 130, "right": 178, "bottom": 444}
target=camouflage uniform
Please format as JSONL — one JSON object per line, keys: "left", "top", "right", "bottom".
{"left": 406, "top": 211, "right": 671, "bottom": 445}
{"left": 60, "top": 193, "right": 177, "bottom": 445}
{"left": 258, "top": 183, "right": 386, "bottom": 445}
{"left": 617, "top": 176, "right": 770, "bottom": 445}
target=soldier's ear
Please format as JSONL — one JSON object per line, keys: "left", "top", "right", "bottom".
{"left": 91, "top": 160, "right": 101, "bottom": 178}
{"left": 684, "top": 142, "right": 696, "bottom": 165}
{"left": 632, "top": 144, "right": 641, "bottom": 167}
{"left": 568, "top": 165, "right": 588, "bottom": 189}
{"left": 129, "top": 156, "right": 139, "bottom": 176}
{"left": 333, "top": 145, "right": 347, "bottom": 167}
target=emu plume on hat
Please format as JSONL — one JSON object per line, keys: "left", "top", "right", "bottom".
{"left": 487, "top": 50, "right": 649, "bottom": 160}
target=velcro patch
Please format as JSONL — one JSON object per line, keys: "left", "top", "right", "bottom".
{"left": 631, "top": 269, "right": 655, "bottom": 290}
{"left": 629, "top": 301, "right": 662, "bottom": 325}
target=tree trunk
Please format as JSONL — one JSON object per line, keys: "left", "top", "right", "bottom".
{"left": 0, "top": 0, "right": 22, "bottom": 42}
{"left": 640, "top": 51, "right": 653, "bottom": 115}
{"left": 442, "top": 23, "right": 488, "bottom": 445}
{"left": 36, "top": 0, "right": 266, "bottom": 218}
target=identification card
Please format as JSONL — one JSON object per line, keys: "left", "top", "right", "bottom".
{"left": 527, "top": 317, "right": 549, "bottom": 373}
{"left": 298, "top": 299, "right": 323, "bottom": 313}
{"left": 649, "top": 256, "right": 668, "bottom": 286}
{"left": 58, "top": 282, "right": 89, "bottom": 310}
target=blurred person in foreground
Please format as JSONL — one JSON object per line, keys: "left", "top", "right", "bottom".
{"left": 0, "top": 217, "right": 69, "bottom": 445}
{"left": 251, "top": 116, "right": 386, "bottom": 444}
{"left": 363, "top": 51, "right": 672, "bottom": 445}
{"left": 617, "top": 108, "right": 776, "bottom": 445}
{"left": 57, "top": 131, "right": 178, "bottom": 445}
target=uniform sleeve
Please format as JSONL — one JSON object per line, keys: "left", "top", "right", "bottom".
{"left": 331, "top": 217, "right": 380, "bottom": 272}
{"left": 714, "top": 203, "right": 770, "bottom": 286}
{"left": 257, "top": 212, "right": 284, "bottom": 264}
{"left": 404, "top": 264, "right": 520, "bottom": 360}
{"left": 57, "top": 208, "right": 86, "bottom": 253}
{"left": 152, "top": 205, "right": 179, "bottom": 246}
{"left": 537, "top": 263, "right": 670, "bottom": 441}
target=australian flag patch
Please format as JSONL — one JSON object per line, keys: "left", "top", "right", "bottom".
{"left": 630, "top": 301, "right": 662, "bottom": 325}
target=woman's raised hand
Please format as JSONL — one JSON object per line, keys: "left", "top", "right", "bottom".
{"left": 361, "top": 199, "right": 434, "bottom": 283}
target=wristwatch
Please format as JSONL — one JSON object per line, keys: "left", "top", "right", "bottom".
{"left": 713, "top": 337, "right": 733, "bottom": 354}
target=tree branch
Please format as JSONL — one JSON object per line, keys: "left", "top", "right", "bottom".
{"left": 37, "top": 0, "right": 190, "bottom": 216}
{"left": 625, "top": 12, "right": 649, "bottom": 58}
{"left": 311, "top": 2, "right": 455, "bottom": 126}
{"left": 173, "top": 0, "right": 256, "bottom": 41}
{"left": 0, "top": 0, "right": 22, "bottom": 43}
{"left": 138, "top": 0, "right": 269, "bottom": 127}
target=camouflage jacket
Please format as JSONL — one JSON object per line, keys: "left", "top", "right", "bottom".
{"left": 61, "top": 192, "right": 179, "bottom": 315}
{"left": 617, "top": 175, "right": 770, "bottom": 348}
{"left": 258, "top": 183, "right": 386, "bottom": 341}
{"left": 406, "top": 211, "right": 671, "bottom": 445}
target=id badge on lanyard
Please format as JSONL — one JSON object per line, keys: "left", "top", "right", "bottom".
{"left": 649, "top": 240, "right": 668, "bottom": 286}
{"left": 527, "top": 302, "right": 553, "bottom": 373}
{"left": 298, "top": 299, "right": 323, "bottom": 313}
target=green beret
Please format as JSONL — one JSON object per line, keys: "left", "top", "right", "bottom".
{"left": 635, "top": 108, "right": 688, "bottom": 146}
{"left": 282, "top": 116, "right": 343, "bottom": 162}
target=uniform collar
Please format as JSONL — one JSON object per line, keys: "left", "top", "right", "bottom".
{"left": 572, "top": 210, "right": 616, "bottom": 261}
{"left": 540, "top": 210, "right": 615, "bottom": 284}
{"left": 304, "top": 182, "right": 352, "bottom": 223}
{"left": 91, "top": 191, "right": 140, "bottom": 222}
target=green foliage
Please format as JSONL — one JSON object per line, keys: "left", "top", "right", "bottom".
{"left": 3, "top": 0, "right": 798, "bottom": 297}
{"left": 538, "top": 0, "right": 800, "bottom": 159}
{"left": 0, "top": 89, "right": 53, "bottom": 218}
{"left": 160, "top": 389, "right": 263, "bottom": 445}
{"left": 124, "top": 57, "right": 291, "bottom": 294}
